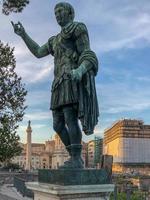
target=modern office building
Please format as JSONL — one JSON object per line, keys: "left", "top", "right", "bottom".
{"left": 88, "top": 137, "right": 103, "bottom": 168}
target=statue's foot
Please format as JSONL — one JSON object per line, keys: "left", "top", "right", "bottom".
{"left": 80, "top": 157, "right": 84, "bottom": 164}
{"left": 64, "top": 157, "right": 84, "bottom": 165}
{"left": 59, "top": 158, "right": 84, "bottom": 169}
{"left": 63, "top": 157, "right": 72, "bottom": 166}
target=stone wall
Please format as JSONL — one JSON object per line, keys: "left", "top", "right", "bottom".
{"left": 0, "top": 171, "right": 38, "bottom": 185}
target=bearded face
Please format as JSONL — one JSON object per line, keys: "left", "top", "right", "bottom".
{"left": 55, "top": 6, "right": 72, "bottom": 27}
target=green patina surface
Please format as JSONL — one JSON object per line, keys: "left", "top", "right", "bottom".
{"left": 38, "top": 169, "right": 111, "bottom": 186}
{"left": 11, "top": 2, "right": 101, "bottom": 170}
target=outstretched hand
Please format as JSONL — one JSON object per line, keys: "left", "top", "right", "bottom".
{"left": 11, "top": 21, "right": 25, "bottom": 37}
{"left": 70, "top": 68, "right": 82, "bottom": 82}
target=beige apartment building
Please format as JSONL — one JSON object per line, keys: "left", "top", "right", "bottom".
{"left": 104, "top": 119, "right": 150, "bottom": 174}
{"left": 12, "top": 141, "right": 55, "bottom": 170}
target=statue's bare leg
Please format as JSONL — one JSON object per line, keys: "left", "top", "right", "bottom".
{"left": 53, "top": 105, "right": 83, "bottom": 168}
{"left": 53, "top": 109, "right": 70, "bottom": 147}
{"left": 62, "top": 105, "right": 83, "bottom": 168}
{"left": 63, "top": 105, "right": 82, "bottom": 144}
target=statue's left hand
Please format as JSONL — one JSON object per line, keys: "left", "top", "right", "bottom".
{"left": 70, "top": 68, "right": 82, "bottom": 82}
{"left": 11, "top": 21, "right": 25, "bottom": 37}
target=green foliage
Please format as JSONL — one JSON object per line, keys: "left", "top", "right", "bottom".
{"left": 2, "top": 162, "right": 21, "bottom": 170}
{"left": 0, "top": 41, "right": 27, "bottom": 163}
{"left": 110, "top": 192, "right": 126, "bottom": 200}
{"left": 2, "top": 0, "right": 29, "bottom": 15}
{"left": 110, "top": 191, "right": 145, "bottom": 200}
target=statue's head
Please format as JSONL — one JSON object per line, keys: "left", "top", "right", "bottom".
{"left": 55, "top": 2, "right": 75, "bottom": 27}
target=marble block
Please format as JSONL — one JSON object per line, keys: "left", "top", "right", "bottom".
{"left": 38, "top": 168, "right": 111, "bottom": 185}
{"left": 26, "top": 182, "right": 115, "bottom": 200}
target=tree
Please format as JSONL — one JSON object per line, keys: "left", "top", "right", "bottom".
{"left": 110, "top": 192, "right": 144, "bottom": 200}
{"left": 2, "top": 0, "right": 29, "bottom": 15}
{"left": 0, "top": 41, "right": 27, "bottom": 163}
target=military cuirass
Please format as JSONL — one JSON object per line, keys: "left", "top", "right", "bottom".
{"left": 50, "top": 31, "right": 79, "bottom": 110}
{"left": 53, "top": 33, "right": 78, "bottom": 78}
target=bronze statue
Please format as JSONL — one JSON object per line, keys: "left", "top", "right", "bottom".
{"left": 11, "top": 2, "right": 99, "bottom": 168}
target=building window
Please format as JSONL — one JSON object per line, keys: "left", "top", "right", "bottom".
{"left": 43, "top": 163, "right": 46, "bottom": 169}
{"left": 57, "top": 162, "right": 59, "bottom": 168}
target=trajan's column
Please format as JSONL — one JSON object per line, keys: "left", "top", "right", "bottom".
{"left": 25, "top": 120, "right": 32, "bottom": 171}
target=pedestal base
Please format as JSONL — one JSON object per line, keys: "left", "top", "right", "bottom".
{"left": 26, "top": 182, "right": 114, "bottom": 200}
{"left": 38, "top": 168, "right": 111, "bottom": 185}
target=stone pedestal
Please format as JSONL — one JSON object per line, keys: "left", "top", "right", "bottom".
{"left": 26, "top": 167, "right": 114, "bottom": 200}
{"left": 38, "top": 169, "right": 111, "bottom": 185}
{"left": 26, "top": 182, "right": 114, "bottom": 200}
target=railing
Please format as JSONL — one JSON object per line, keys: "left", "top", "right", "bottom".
{"left": 14, "top": 176, "right": 34, "bottom": 198}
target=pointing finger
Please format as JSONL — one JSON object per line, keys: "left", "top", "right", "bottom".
{"left": 18, "top": 21, "right": 23, "bottom": 27}
{"left": 11, "top": 21, "right": 15, "bottom": 27}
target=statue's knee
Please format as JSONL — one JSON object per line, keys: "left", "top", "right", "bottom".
{"left": 53, "top": 123, "right": 63, "bottom": 133}
{"left": 53, "top": 123, "right": 58, "bottom": 132}
{"left": 66, "top": 118, "right": 78, "bottom": 129}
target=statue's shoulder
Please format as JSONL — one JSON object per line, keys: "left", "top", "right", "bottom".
{"left": 47, "top": 36, "right": 56, "bottom": 55}
{"left": 47, "top": 36, "right": 56, "bottom": 45}
{"left": 74, "top": 21, "right": 87, "bottom": 29}
{"left": 73, "top": 22, "right": 88, "bottom": 37}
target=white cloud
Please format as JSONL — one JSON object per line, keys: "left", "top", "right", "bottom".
{"left": 97, "top": 81, "right": 150, "bottom": 114}
{"left": 25, "top": 90, "right": 51, "bottom": 107}
{"left": 74, "top": 0, "right": 150, "bottom": 53}
{"left": 136, "top": 76, "right": 150, "bottom": 82}
{"left": 2, "top": 0, "right": 150, "bottom": 54}
{"left": 15, "top": 54, "right": 54, "bottom": 83}
{"left": 13, "top": 43, "right": 30, "bottom": 57}
{"left": 24, "top": 111, "right": 51, "bottom": 121}
{"left": 30, "top": 60, "right": 54, "bottom": 83}
{"left": 18, "top": 124, "right": 46, "bottom": 131}
{"left": 17, "top": 123, "right": 53, "bottom": 143}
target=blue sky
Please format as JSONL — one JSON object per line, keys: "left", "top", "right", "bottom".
{"left": 1, "top": 0, "right": 150, "bottom": 143}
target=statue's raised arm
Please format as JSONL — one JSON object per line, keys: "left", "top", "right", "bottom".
{"left": 11, "top": 21, "right": 25, "bottom": 37}
{"left": 11, "top": 21, "right": 50, "bottom": 58}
